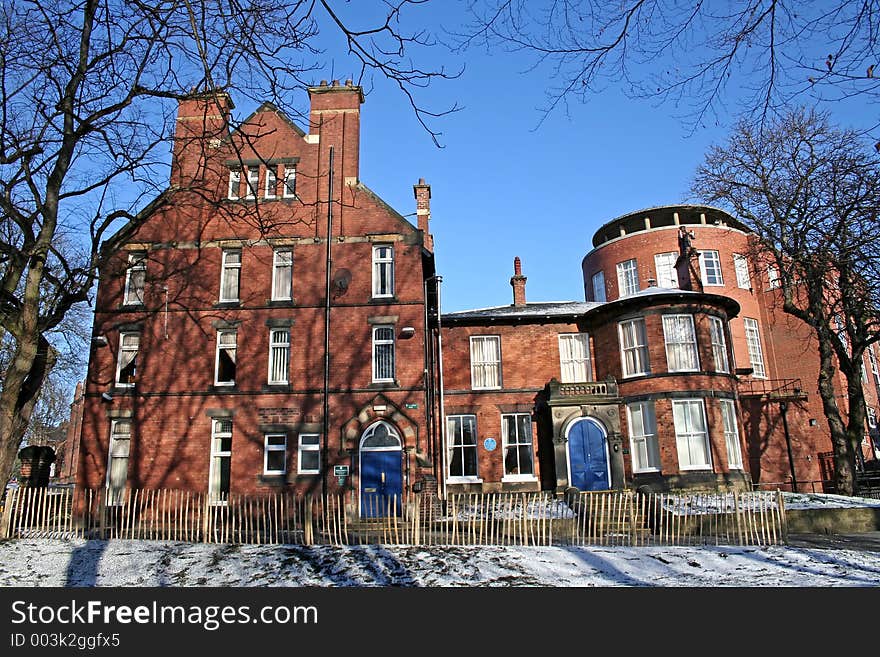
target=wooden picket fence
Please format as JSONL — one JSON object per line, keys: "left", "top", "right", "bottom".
{"left": 0, "top": 487, "right": 787, "bottom": 547}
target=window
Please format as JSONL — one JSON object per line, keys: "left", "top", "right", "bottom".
{"left": 298, "top": 434, "right": 320, "bottom": 474}
{"left": 123, "top": 252, "right": 146, "bottom": 305}
{"left": 470, "top": 335, "right": 501, "bottom": 389}
{"left": 263, "top": 434, "right": 287, "bottom": 475}
{"left": 215, "top": 330, "right": 237, "bottom": 386}
{"left": 672, "top": 399, "right": 712, "bottom": 470}
{"left": 228, "top": 169, "right": 241, "bottom": 200}
{"left": 220, "top": 250, "right": 241, "bottom": 302}
{"left": 447, "top": 415, "right": 478, "bottom": 479}
{"left": 699, "top": 250, "right": 724, "bottom": 286}
{"left": 558, "top": 333, "right": 591, "bottom": 383}
{"left": 720, "top": 400, "right": 743, "bottom": 469}
{"left": 616, "top": 259, "right": 639, "bottom": 297}
{"left": 743, "top": 318, "right": 766, "bottom": 378}
{"left": 619, "top": 318, "right": 650, "bottom": 377}
{"left": 283, "top": 166, "right": 296, "bottom": 198}
{"left": 709, "top": 316, "right": 730, "bottom": 374}
{"left": 627, "top": 402, "right": 660, "bottom": 472}
{"left": 767, "top": 264, "right": 780, "bottom": 290}
{"left": 245, "top": 167, "right": 259, "bottom": 198}
{"left": 116, "top": 333, "right": 140, "bottom": 386}
{"left": 869, "top": 345, "right": 880, "bottom": 386}
{"left": 733, "top": 254, "right": 751, "bottom": 289}
{"left": 372, "top": 245, "right": 394, "bottom": 298}
{"left": 654, "top": 252, "right": 679, "bottom": 288}
{"left": 271, "top": 249, "right": 293, "bottom": 301}
{"left": 268, "top": 329, "right": 290, "bottom": 384}
{"left": 209, "top": 419, "right": 233, "bottom": 503}
{"left": 264, "top": 167, "right": 277, "bottom": 198}
{"left": 106, "top": 420, "right": 131, "bottom": 506}
{"left": 501, "top": 414, "right": 535, "bottom": 479}
{"left": 868, "top": 408, "right": 877, "bottom": 429}
{"left": 662, "top": 314, "right": 699, "bottom": 372}
{"left": 592, "top": 271, "right": 606, "bottom": 302}
{"left": 372, "top": 326, "right": 395, "bottom": 382}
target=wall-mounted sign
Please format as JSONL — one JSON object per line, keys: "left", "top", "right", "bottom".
{"left": 333, "top": 465, "right": 349, "bottom": 477}
{"left": 405, "top": 403, "right": 418, "bottom": 409}
{"left": 483, "top": 437, "right": 497, "bottom": 451}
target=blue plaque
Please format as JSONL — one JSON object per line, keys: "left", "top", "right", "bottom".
{"left": 483, "top": 437, "right": 497, "bottom": 451}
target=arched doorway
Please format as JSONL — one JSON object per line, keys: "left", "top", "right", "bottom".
{"left": 359, "top": 421, "right": 403, "bottom": 517}
{"left": 566, "top": 418, "right": 611, "bottom": 491}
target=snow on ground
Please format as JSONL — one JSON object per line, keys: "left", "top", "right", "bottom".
{"left": 781, "top": 492, "right": 880, "bottom": 509}
{"left": 1, "top": 537, "right": 878, "bottom": 587}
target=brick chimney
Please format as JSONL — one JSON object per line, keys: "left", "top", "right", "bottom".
{"left": 511, "top": 257, "right": 527, "bottom": 306}
{"left": 413, "top": 178, "right": 433, "bottom": 251}
{"left": 171, "top": 91, "right": 234, "bottom": 188}
{"left": 308, "top": 80, "right": 364, "bottom": 188}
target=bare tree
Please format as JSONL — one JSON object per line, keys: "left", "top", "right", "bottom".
{"left": 693, "top": 108, "right": 880, "bottom": 495}
{"left": 460, "top": 1, "right": 880, "bottom": 129}
{"left": 0, "top": 0, "right": 454, "bottom": 490}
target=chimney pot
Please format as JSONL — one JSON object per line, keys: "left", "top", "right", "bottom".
{"left": 345, "top": 79, "right": 353, "bottom": 86}
{"left": 418, "top": 177, "right": 426, "bottom": 185}
{"left": 331, "top": 79, "right": 339, "bottom": 86}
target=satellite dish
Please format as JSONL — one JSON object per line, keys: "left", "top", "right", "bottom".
{"left": 331, "top": 268, "right": 352, "bottom": 299}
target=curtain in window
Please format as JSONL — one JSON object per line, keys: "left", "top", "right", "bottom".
{"left": 273, "top": 251, "right": 292, "bottom": 299}
{"left": 663, "top": 315, "right": 698, "bottom": 371}
{"left": 221, "top": 252, "right": 241, "bottom": 301}
{"left": 269, "top": 330, "right": 289, "bottom": 383}
{"left": 373, "top": 327, "right": 394, "bottom": 380}
{"left": 559, "top": 334, "right": 590, "bottom": 382}
{"left": 472, "top": 337, "right": 500, "bottom": 388}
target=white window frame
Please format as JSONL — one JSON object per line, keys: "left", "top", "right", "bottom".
{"left": 616, "top": 259, "right": 639, "bottom": 297}
{"left": 501, "top": 413, "right": 536, "bottom": 481}
{"left": 470, "top": 335, "right": 502, "bottom": 390}
{"left": 209, "top": 419, "right": 233, "bottom": 504}
{"left": 662, "top": 314, "right": 700, "bottom": 373}
{"left": 227, "top": 169, "right": 241, "bottom": 200}
{"left": 214, "top": 330, "right": 237, "bottom": 386}
{"left": 115, "top": 332, "right": 140, "bottom": 387}
{"left": 245, "top": 166, "right": 259, "bottom": 199}
{"left": 106, "top": 420, "right": 131, "bottom": 506}
{"left": 591, "top": 271, "right": 606, "bottom": 302}
{"left": 767, "top": 264, "right": 780, "bottom": 290}
{"left": 219, "top": 249, "right": 241, "bottom": 302}
{"left": 446, "top": 414, "right": 480, "bottom": 482}
{"left": 372, "top": 325, "right": 395, "bottom": 383}
{"left": 297, "top": 434, "right": 321, "bottom": 474}
{"left": 626, "top": 402, "right": 660, "bottom": 473}
{"left": 743, "top": 318, "right": 766, "bottom": 378}
{"left": 283, "top": 166, "right": 296, "bottom": 198}
{"left": 672, "top": 399, "right": 713, "bottom": 471}
{"left": 558, "top": 333, "right": 592, "bottom": 383}
{"left": 123, "top": 252, "right": 146, "bottom": 306}
{"left": 372, "top": 245, "right": 394, "bottom": 298}
{"left": 733, "top": 254, "right": 751, "bottom": 289}
{"left": 654, "top": 252, "right": 679, "bottom": 289}
{"left": 699, "top": 250, "right": 724, "bottom": 286}
{"left": 271, "top": 249, "right": 293, "bottom": 301}
{"left": 267, "top": 328, "right": 290, "bottom": 385}
{"left": 619, "top": 318, "right": 650, "bottom": 377}
{"left": 869, "top": 345, "right": 880, "bottom": 386}
{"left": 709, "top": 316, "right": 730, "bottom": 374}
{"left": 868, "top": 407, "right": 877, "bottom": 429}
{"left": 720, "top": 399, "right": 743, "bottom": 470}
{"left": 263, "top": 434, "right": 287, "bottom": 475}
{"left": 264, "top": 166, "right": 277, "bottom": 198}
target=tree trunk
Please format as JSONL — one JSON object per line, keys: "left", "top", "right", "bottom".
{"left": 0, "top": 335, "right": 56, "bottom": 490}
{"left": 815, "top": 338, "right": 856, "bottom": 495}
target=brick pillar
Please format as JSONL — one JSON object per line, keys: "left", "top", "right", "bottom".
{"left": 18, "top": 446, "right": 56, "bottom": 488}
{"left": 511, "top": 257, "right": 527, "bottom": 306}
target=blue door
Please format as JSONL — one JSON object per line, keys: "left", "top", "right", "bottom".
{"left": 568, "top": 420, "right": 610, "bottom": 491}
{"left": 360, "top": 450, "right": 402, "bottom": 517}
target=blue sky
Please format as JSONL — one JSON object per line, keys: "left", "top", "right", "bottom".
{"left": 233, "top": 3, "right": 875, "bottom": 313}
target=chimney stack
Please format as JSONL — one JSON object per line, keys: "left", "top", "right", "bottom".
{"left": 413, "top": 178, "right": 433, "bottom": 251}
{"left": 171, "top": 91, "right": 234, "bottom": 188}
{"left": 511, "top": 257, "right": 527, "bottom": 306}
{"left": 307, "top": 80, "right": 364, "bottom": 187}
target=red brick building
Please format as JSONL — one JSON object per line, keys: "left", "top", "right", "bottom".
{"left": 77, "top": 90, "right": 878, "bottom": 507}
{"left": 78, "top": 83, "right": 443, "bottom": 513}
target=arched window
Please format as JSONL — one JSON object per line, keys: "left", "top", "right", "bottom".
{"left": 360, "top": 421, "right": 401, "bottom": 450}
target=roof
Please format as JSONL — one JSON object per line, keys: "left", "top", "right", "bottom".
{"left": 442, "top": 301, "right": 600, "bottom": 323}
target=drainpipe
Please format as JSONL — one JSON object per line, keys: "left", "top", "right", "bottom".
{"left": 780, "top": 400, "right": 798, "bottom": 493}
{"left": 435, "top": 276, "right": 447, "bottom": 501}
{"left": 321, "top": 146, "right": 334, "bottom": 499}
